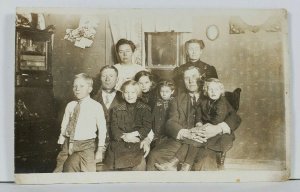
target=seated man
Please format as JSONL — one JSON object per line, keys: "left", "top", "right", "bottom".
{"left": 146, "top": 66, "right": 241, "bottom": 171}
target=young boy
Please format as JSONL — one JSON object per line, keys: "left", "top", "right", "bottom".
{"left": 155, "top": 78, "right": 236, "bottom": 171}
{"left": 53, "top": 73, "right": 107, "bottom": 172}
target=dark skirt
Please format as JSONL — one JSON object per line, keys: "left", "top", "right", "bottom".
{"left": 104, "top": 141, "right": 144, "bottom": 170}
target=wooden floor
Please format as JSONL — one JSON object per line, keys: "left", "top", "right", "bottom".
{"left": 224, "top": 158, "right": 286, "bottom": 171}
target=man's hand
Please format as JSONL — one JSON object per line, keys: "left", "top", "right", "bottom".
{"left": 189, "top": 125, "right": 208, "bottom": 143}
{"left": 180, "top": 129, "right": 193, "bottom": 140}
{"left": 121, "top": 132, "right": 141, "bottom": 143}
{"left": 140, "top": 137, "right": 151, "bottom": 158}
{"left": 190, "top": 132, "right": 207, "bottom": 143}
{"left": 203, "top": 123, "right": 223, "bottom": 139}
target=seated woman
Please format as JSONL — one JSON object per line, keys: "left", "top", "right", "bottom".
{"left": 104, "top": 80, "right": 152, "bottom": 171}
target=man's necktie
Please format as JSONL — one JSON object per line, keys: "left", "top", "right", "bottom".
{"left": 66, "top": 101, "right": 81, "bottom": 154}
{"left": 104, "top": 94, "right": 110, "bottom": 108}
{"left": 192, "top": 95, "right": 197, "bottom": 107}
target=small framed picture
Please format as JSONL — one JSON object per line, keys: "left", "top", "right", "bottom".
{"left": 145, "top": 32, "right": 183, "bottom": 69}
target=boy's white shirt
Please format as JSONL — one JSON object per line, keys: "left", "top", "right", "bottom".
{"left": 57, "top": 95, "right": 107, "bottom": 147}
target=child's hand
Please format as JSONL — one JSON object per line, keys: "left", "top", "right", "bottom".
{"left": 140, "top": 137, "right": 151, "bottom": 158}
{"left": 121, "top": 133, "right": 140, "bottom": 143}
{"left": 95, "top": 147, "right": 105, "bottom": 163}
{"left": 57, "top": 134, "right": 66, "bottom": 145}
{"left": 190, "top": 132, "right": 207, "bottom": 143}
{"left": 68, "top": 143, "right": 74, "bottom": 155}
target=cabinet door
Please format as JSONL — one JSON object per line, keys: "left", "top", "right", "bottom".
{"left": 15, "top": 27, "right": 54, "bottom": 87}
{"left": 15, "top": 119, "right": 60, "bottom": 173}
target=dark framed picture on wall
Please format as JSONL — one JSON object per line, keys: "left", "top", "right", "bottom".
{"left": 145, "top": 32, "right": 184, "bottom": 69}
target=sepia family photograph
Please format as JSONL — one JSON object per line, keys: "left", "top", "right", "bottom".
{"left": 14, "top": 8, "right": 290, "bottom": 184}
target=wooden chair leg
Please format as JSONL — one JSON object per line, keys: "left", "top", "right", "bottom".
{"left": 216, "top": 152, "right": 226, "bottom": 170}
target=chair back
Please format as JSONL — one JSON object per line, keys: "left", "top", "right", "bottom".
{"left": 225, "top": 88, "right": 241, "bottom": 111}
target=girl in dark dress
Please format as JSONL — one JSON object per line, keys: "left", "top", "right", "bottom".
{"left": 104, "top": 80, "right": 152, "bottom": 171}
{"left": 151, "top": 81, "right": 175, "bottom": 148}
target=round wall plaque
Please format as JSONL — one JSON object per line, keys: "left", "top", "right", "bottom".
{"left": 206, "top": 25, "right": 219, "bottom": 41}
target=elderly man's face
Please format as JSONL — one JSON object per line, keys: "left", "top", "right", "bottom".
{"left": 183, "top": 68, "right": 200, "bottom": 93}
{"left": 101, "top": 68, "right": 118, "bottom": 90}
{"left": 186, "top": 43, "right": 202, "bottom": 62}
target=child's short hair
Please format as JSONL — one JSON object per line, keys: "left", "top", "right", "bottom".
{"left": 120, "top": 80, "right": 142, "bottom": 97}
{"left": 74, "top": 73, "right": 93, "bottom": 87}
{"left": 158, "top": 80, "right": 175, "bottom": 91}
{"left": 203, "top": 78, "right": 225, "bottom": 96}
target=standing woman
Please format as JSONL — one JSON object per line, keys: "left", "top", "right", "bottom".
{"left": 173, "top": 39, "right": 218, "bottom": 92}
{"left": 114, "top": 39, "right": 144, "bottom": 90}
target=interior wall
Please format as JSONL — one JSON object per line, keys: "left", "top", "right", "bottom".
{"left": 190, "top": 16, "right": 285, "bottom": 162}
{"left": 45, "top": 14, "right": 109, "bottom": 121}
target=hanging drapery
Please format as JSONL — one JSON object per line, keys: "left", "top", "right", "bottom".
{"left": 142, "top": 14, "right": 193, "bottom": 33}
{"left": 109, "top": 14, "right": 143, "bottom": 65}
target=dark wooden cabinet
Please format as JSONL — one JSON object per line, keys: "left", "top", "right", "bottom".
{"left": 15, "top": 27, "right": 59, "bottom": 173}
